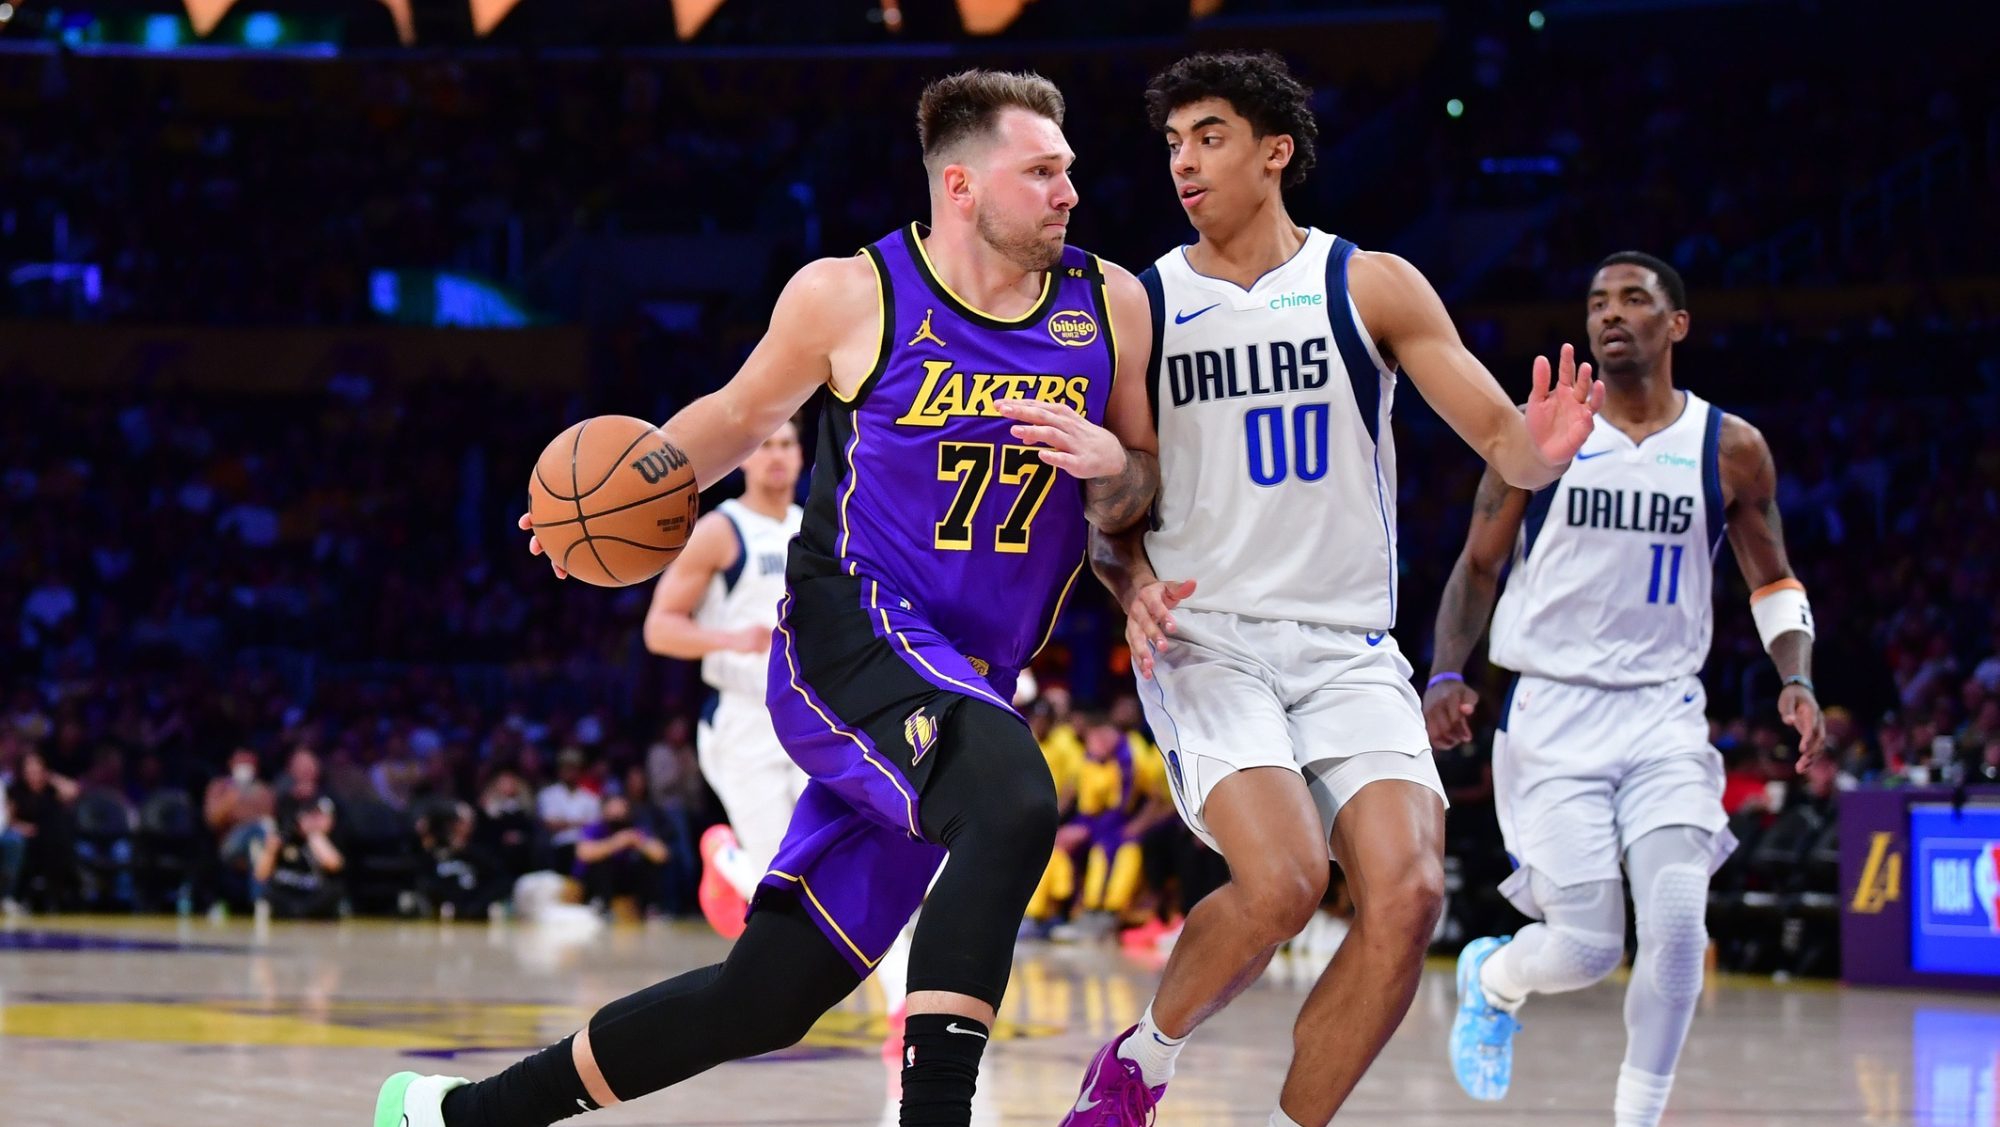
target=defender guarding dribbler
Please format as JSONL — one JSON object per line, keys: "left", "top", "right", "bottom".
{"left": 1071, "top": 52, "right": 1602, "bottom": 1127}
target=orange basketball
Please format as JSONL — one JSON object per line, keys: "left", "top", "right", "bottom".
{"left": 527, "top": 415, "right": 699, "bottom": 587}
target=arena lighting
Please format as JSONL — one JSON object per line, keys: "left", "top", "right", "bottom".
{"left": 179, "top": 0, "right": 412, "bottom": 42}
{"left": 668, "top": 0, "right": 725, "bottom": 40}
{"left": 957, "top": 0, "right": 1028, "bottom": 35}
{"left": 182, "top": 0, "right": 233, "bottom": 36}
{"left": 467, "top": 0, "right": 515, "bottom": 35}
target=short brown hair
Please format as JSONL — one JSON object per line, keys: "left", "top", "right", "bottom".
{"left": 916, "top": 70, "right": 1065, "bottom": 170}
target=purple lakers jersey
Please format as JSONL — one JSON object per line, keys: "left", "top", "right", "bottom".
{"left": 792, "top": 223, "right": 1118, "bottom": 689}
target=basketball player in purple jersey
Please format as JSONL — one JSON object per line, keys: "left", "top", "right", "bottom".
{"left": 1066, "top": 53, "right": 1601, "bottom": 1127}
{"left": 374, "top": 71, "right": 1159, "bottom": 1127}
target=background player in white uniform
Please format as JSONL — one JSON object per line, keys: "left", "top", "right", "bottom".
{"left": 1423, "top": 252, "right": 1827, "bottom": 1127}
{"left": 1063, "top": 52, "right": 1602, "bottom": 1127}
{"left": 642, "top": 419, "right": 807, "bottom": 933}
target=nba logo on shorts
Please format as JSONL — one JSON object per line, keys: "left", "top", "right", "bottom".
{"left": 904, "top": 709, "right": 940, "bottom": 765}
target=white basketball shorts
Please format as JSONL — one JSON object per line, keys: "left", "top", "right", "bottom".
{"left": 1135, "top": 607, "right": 1444, "bottom": 856}
{"left": 696, "top": 691, "right": 811, "bottom": 871}
{"left": 1493, "top": 673, "right": 1738, "bottom": 918}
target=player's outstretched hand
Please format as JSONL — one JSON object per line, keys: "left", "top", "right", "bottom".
{"left": 1124, "top": 578, "right": 1196, "bottom": 680}
{"left": 1525, "top": 343, "right": 1605, "bottom": 467}
{"left": 1782, "top": 683, "right": 1827, "bottom": 770}
{"left": 1422, "top": 679, "right": 1480, "bottom": 748}
{"left": 518, "top": 512, "right": 569, "bottom": 580}
{"left": 995, "top": 399, "right": 1127, "bottom": 478}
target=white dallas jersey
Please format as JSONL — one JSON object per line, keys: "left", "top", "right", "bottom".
{"left": 1143, "top": 229, "right": 1401, "bottom": 630}
{"left": 1489, "top": 391, "right": 1726, "bottom": 688}
{"left": 696, "top": 498, "right": 802, "bottom": 697}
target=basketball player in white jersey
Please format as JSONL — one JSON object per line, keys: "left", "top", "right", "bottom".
{"left": 1059, "top": 52, "right": 1603, "bottom": 1127}
{"left": 1425, "top": 252, "right": 1826, "bottom": 1127}
{"left": 642, "top": 419, "right": 809, "bottom": 932}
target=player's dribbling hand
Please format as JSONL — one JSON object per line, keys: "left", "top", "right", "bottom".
{"left": 518, "top": 512, "right": 568, "bottom": 580}
{"left": 1781, "top": 684, "right": 1827, "bottom": 770}
{"left": 1422, "top": 679, "right": 1480, "bottom": 748}
{"left": 1124, "top": 578, "right": 1196, "bottom": 680}
{"left": 1524, "top": 343, "right": 1605, "bottom": 467}
{"left": 995, "top": 399, "right": 1127, "bottom": 478}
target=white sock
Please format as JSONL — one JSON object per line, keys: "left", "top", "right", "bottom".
{"left": 715, "top": 843, "right": 763, "bottom": 901}
{"left": 1269, "top": 1110, "right": 1306, "bottom": 1127}
{"left": 1116, "top": 1002, "right": 1189, "bottom": 1087}
{"left": 1478, "top": 942, "right": 1529, "bottom": 1012}
{"left": 1613, "top": 1064, "right": 1674, "bottom": 1127}
{"left": 877, "top": 920, "right": 914, "bottom": 1014}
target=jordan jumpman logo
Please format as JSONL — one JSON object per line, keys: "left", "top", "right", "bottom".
{"left": 907, "top": 308, "right": 948, "bottom": 349}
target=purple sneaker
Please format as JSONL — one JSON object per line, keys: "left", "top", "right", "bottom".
{"left": 1059, "top": 1026, "right": 1166, "bottom": 1126}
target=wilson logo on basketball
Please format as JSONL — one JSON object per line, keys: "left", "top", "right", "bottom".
{"left": 629, "top": 445, "right": 689, "bottom": 485}
{"left": 1047, "top": 309, "right": 1098, "bottom": 348}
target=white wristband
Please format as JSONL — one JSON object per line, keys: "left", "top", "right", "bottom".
{"left": 1750, "top": 580, "right": 1814, "bottom": 650}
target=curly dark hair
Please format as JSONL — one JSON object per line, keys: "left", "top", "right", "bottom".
{"left": 1144, "top": 51, "right": 1318, "bottom": 189}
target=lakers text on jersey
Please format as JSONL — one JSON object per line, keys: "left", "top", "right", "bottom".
{"left": 751, "top": 224, "right": 1118, "bottom": 976}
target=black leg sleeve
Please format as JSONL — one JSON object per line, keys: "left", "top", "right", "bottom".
{"left": 906, "top": 702, "right": 1061, "bottom": 1007}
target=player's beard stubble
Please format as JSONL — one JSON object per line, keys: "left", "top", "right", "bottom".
{"left": 977, "top": 205, "right": 1066, "bottom": 272}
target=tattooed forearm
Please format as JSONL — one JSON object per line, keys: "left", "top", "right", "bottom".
{"left": 1429, "top": 552, "right": 1501, "bottom": 677}
{"left": 1089, "top": 523, "right": 1154, "bottom": 605}
{"left": 1085, "top": 449, "right": 1159, "bottom": 534}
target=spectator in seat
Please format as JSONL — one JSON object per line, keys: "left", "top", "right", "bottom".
{"left": 621, "top": 762, "right": 693, "bottom": 916}
{"left": 573, "top": 794, "right": 667, "bottom": 916}
{"left": 6, "top": 751, "right": 78, "bottom": 910}
{"left": 254, "top": 795, "right": 345, "bottom": 919}
{"left": 537, "top": 748, "right": 600, "bottom": 874}
{"left": 206, "top": 748, "right": 275, "bottom": 907}
{"left": 1976, "top": 740, "right": 2000, "bottom": 784}
{"left": 475, "top": 767, "right": 541, "bottom": 883}
{"left": 418, "top": 802, "right": 508, "bottom": 919}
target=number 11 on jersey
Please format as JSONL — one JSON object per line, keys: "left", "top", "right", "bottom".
{"left": 1646, "top": 542, "right": 1684, "bottom": 604}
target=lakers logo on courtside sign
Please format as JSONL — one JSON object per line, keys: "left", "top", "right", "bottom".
{"left": 1047, "top": 309, "right": 1098, "bottom": 348}
{"left": 1850, "top": 831, "right": 1902, "bottom": 914}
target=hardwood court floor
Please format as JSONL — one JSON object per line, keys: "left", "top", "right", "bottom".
{"left": 1, "top": 914, "right": 1993, "bottom": 1126}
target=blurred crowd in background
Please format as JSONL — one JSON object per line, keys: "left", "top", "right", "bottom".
{"left": 2, "top": 5, "right": 1995, "bottom": 977}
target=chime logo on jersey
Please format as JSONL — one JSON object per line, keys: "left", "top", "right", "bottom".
{"left": 893, "top": 360, "right": 1091, "bottom": 427}
{"left": 904, "top": 708, "right": 941, "bottom": 765}
{"left": 1922, "top": 840, "right": 2000, "bottom": 934}
{"left": 1047, "top": 309, "right": 1098, "bottom": 348}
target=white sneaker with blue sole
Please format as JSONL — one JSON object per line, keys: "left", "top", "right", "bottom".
{"left": 1450, "top": 936, "right": 1521, "bottom": 1101}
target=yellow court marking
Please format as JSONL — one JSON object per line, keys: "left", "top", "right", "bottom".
{"left": 0, "top": 997, "right": 1059, "bottom": 1050}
